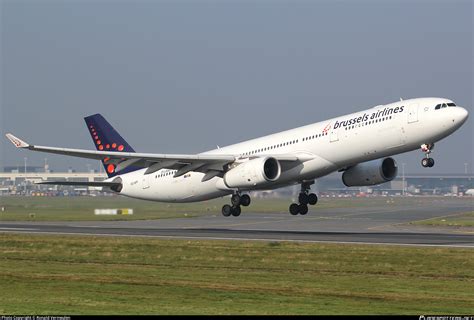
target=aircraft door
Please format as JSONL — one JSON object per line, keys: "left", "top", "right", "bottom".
{"left": 142, "top": 174, "right": 150, "bottom": 189}
{"left": 408, "top": 103, "right": 419, "bottom": 123}
{"left": 330, "top": 128, "right": 339, "bottom": 142}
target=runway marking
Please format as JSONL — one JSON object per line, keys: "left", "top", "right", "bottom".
{"left": 292, "top": 207, "right": 411, "bottom": 222}
{"left": 404, "top": 210, "right": 474, "bottom": 224}
{"left": 0, "top": 230, "right": 473, "bottom": 248}
{"left": 186, "top": 208, "right": 414, "bottom": 229}
{"left": 71, "top": 225, "right": 104, "bottom": 228}
{"left": 367, "top": 211, "right": 474, "bottom": 232}
{"left": 183, "top": 218, "right": 298, "bottom": 229}
{"left": 454, "top": 230, "right": 474, "bottom": 234}
{"left": 0, "top": 227, "right": 37, "bottom": 231}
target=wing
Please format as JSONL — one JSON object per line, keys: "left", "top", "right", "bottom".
{"left": 6, "top": 133, "right": 236, "bottom": 179}
{"left": 6, "top": 133, "right": 312, "bottom": 182}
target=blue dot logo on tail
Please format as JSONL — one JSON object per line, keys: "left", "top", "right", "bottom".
{"left": 84, "top": 114, "right": 139, "bottom": 178}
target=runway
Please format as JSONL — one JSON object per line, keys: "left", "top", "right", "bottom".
{"left": 1, "top": 197, "right": 472, "bottom": 247}
{"left": 0, "top": 223, "right": 473, "bottom": 247}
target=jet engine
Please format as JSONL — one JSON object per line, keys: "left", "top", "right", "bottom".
{"left": 223, "top": 157, "right": 281, "bottom": 188}
{"left": 342, "top": 157, "right": 398, "bottom": 187}
{"left": 109, "top": 177, "right": 123, "bottom": 193}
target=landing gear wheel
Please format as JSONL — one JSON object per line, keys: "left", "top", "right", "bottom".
{"left": 308, "top": 193, "right": 318, "bottom": 205}
{"left": 427, "top": 158, "right": 435, "bottom": 167}
{"left": 240, "top": 194, "right": 251, "bottom": 207}
{"left": 222, "top": 204, "right": 232, "bottom": 217}
{"left": 231, "top": 194, "right": 241, "bottom": 206}
{"left": 231, "top": 206, "right": 241, "bottom": 217}
{"left": 421, "top": 158, "right": 429, "bottom": 167}
{"left": 289, "top": 203, "right": 299, "bottom": 215}
{"left": 299, "top": 204, "right": 308, "bottom": 215}
{"left": 298, "top": 193, "right": 309, "bottom": 205}
{"left": 288, "top": 181, "right": 316, "bottom": 215}
{"left": 422, "top": 158, "right": 435, "bottom": 168}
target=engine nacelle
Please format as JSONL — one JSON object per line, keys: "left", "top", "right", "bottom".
{"left": 223, "top": 157, "right": 281, "bottom": 188}
{"left": 110, "top": 177, "right": 123, "bottom": 193}
{"left": 342, "top": 157, "right": 398, "bottom": 187}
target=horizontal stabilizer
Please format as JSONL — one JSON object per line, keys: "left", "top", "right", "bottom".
{"left": 36, "top": 181, "right": 121, "bottom": 188}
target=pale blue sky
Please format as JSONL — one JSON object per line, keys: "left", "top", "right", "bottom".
{"left": 1, "top": 0, "right": 472, "bottom": 173}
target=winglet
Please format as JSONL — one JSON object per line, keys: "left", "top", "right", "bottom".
{"left": 5, "top": 133, "right": 30, "bottom": 148}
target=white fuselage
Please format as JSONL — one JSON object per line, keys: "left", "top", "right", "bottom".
{"left": 117, "top": 97, "right": 468, "bottom": 202}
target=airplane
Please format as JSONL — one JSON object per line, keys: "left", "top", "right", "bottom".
{"left": 6, "top": 97, "right": 469, "bottom": 217}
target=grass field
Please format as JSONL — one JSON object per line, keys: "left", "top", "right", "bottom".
{"left": 410, "top": 211, "right": 474, "bottom": 227}
{"left": 0, "top": 233, "right": 473, "bottom": 314}
{"left": 0, "top": 195, "right": 465, "bottom": 221}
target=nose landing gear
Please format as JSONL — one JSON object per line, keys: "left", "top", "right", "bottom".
{"left": 421, "top": 157, "right": 435, "bottom": 168}
{"left": 222, "top": 192, "right": 251, "bottom": 217}
{"left": 289, "top": 181, "right": 318, "bottom": 215}
{"left": 421, "top": 143, "right": 435, "bottom": 168}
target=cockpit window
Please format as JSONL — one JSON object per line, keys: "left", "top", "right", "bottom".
{"left": 435, "top": 103, "right": 452, "bottom": 110}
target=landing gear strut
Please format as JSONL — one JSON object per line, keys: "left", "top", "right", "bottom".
{"left": 222, "top": 192, "right": 251, "bottom": 217}
{"left": 421, "top": 143, "right": 435, "bottom": 168}
{"left": 289, "top": 181, "right": 318, "bottom": 215}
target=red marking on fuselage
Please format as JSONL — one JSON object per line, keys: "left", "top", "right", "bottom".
{"left": 322, "top": 122, "right": 331, "bottom": 133}
{"left": 118, "top": 145, "right": 124, "bottom": 151}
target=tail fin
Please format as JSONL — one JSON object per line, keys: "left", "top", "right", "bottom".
{"left": 84, "top": 114, "right": 137, "bottom": 178}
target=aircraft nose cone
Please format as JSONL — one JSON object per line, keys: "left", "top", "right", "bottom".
{"left": 450, "top": 107, "right": 468, "bottom": 129}
{"left": 458, "top": 107, "right": 469, "bottom": 122}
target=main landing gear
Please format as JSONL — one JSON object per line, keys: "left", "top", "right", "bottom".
{"left": 222, "top": 193, "right": 251, "bottom": 217}
{"left": 420, "top": 143, "right": 435, "bottom": 168}
{"left": 289, "top": 181, "right": 318, "bottom": 216}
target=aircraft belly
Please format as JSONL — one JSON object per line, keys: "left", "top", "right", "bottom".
{"left": 151, "top": 173, "right": 227, "bottom": 202}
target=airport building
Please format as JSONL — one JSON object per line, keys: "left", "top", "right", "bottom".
{"left": 0, "top": 166, "right": 106, "bottom": 196}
